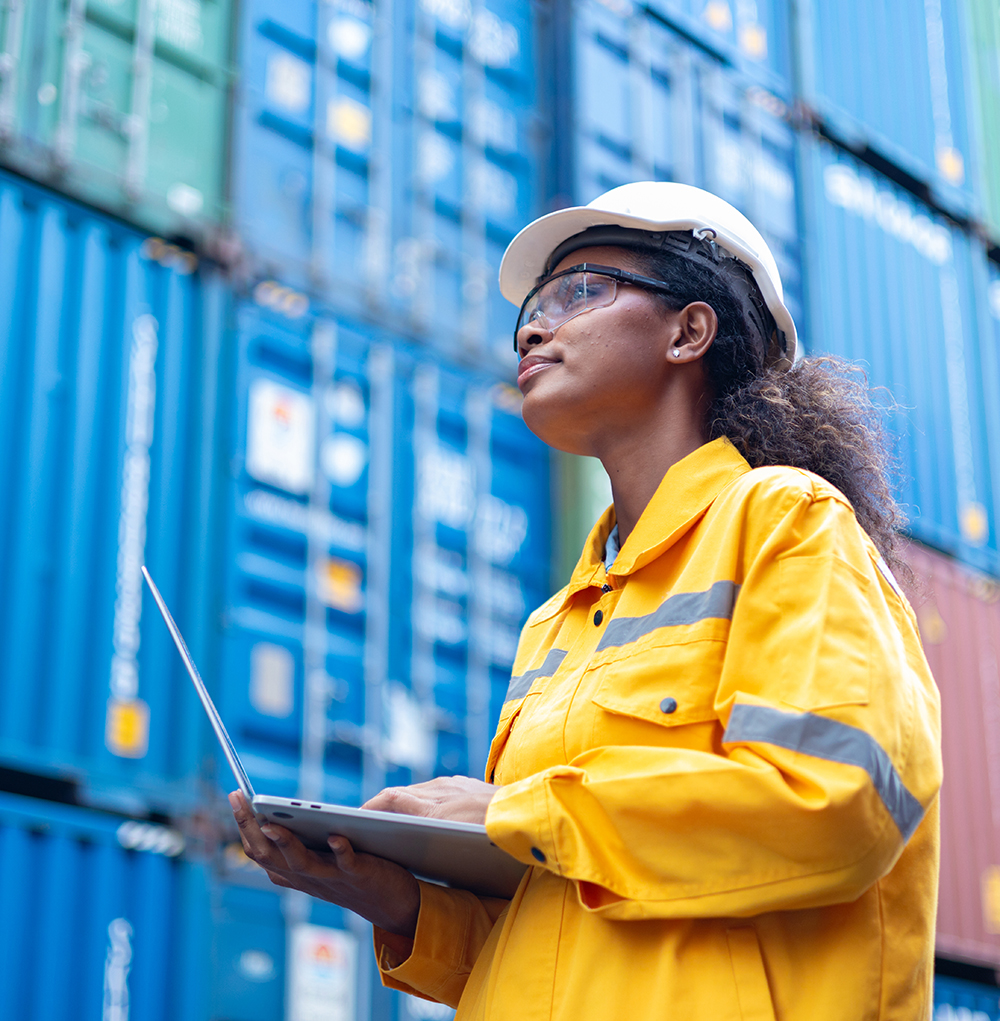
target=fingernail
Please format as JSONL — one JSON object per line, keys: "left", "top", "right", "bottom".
{"left": 328, "top": 837, "right": 344, "bottom": 852}
{"left": 228, "top": 792, "right": 241, "bottom": 810}
{"left": 260, "top": 825, "right": 280, "bottom": 841}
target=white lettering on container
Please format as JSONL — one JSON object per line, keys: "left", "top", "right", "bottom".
{"left": 110, "top": 315, "right": 158, "bottom": 702}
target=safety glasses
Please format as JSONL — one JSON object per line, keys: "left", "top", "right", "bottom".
{"left": 513, "top": 264, "right": 676, "bottom": 353}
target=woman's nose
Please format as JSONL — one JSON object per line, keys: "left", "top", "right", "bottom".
{"left": 516, "top": 321, "right": 553, "bottom": 358}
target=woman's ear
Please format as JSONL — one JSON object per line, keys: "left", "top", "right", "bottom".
{"left": 668, "top": 302, "right": 717, "bottom": 363}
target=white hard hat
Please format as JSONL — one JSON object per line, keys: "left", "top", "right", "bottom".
{"left": 499, "top": 181, "right": 797, "bottom": 367}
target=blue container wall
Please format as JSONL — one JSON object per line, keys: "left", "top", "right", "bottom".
{"left": 219, "top": 298, "right": 552, "bottom": 800}
{"left": 208, "top": 870, "right": 450, "bottom": 1021}
{"left": 0, "top": 170, "right": 224, "bottom": 813}
{"left": 799, "top": 137, "right": 1000, "bottom": 574}
{"left": 934, "top": 975, "right": 1000, "bottom": 1020}
{"left": 231, "top": 0, "right": 540, "bottom": 372}
{"left": 640, "top": 0, "right": 792, "bottom": 89}
{"left": 795, "top": 0, "right": 974, "bottom": 214}
{"left": 0, "top": 791, "right": 210, "bottom": 1021}
{"left": 569, "top": 0, "right": 802, "bottom": 327}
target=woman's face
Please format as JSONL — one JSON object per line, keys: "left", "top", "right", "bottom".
{"left": 515, "top": 246, "right": 690, "bottom": 456}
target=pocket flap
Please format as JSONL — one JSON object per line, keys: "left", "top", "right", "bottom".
{"left": 589, "top": 642, "right": 723, "bottom": 727}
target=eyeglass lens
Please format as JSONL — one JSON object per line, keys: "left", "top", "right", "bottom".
{"left": 516, "top": 271, "right": 619, "bottom": 338}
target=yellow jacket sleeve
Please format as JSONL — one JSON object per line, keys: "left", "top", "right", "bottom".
{"left": 485, "top": 488, "right": 942, "bottom": 921}
{"left": 373, "top": 881, "right": 510, "bottom": 1007}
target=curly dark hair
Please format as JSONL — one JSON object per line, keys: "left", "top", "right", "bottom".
{"left": 620, "top": 242, "right": 907, "bottom": 574}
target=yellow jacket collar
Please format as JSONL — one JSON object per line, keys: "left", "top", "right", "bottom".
{"left": 566, "top": 437, "right": 751, "bottom": 595}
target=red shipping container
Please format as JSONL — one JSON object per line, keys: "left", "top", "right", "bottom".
{"left": 906, "top": 542, "right": 1000, "bottom": 968}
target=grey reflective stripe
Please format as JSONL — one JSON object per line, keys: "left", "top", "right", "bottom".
{"left": 875, "top": 555, "right": 905, "bottom": 603}
{"left": 724, "top": 703, "right": 925, "bottom": 840}
{"left": 504, "top": 648, "right": 568, "bottom": 703}
{"left": 596, "top": 581, "right": 740, "bottom": 651}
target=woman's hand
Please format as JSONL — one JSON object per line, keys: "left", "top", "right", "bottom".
{"left": 229, "top": 791, "right": 421, "bottom": 950}
{"left": 362, "top": 775, "right": 499, "bottom": 824}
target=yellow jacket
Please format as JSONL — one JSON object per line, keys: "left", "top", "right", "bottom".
{"left": 376, "top": 438, "right": 942, "bottom": 1020}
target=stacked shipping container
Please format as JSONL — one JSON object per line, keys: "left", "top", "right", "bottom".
{"left": 4, "top": 0, "right": 1000, "bottom": 1016}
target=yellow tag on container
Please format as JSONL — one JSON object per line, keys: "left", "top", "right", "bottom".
{"left": 981, "top": 865, "right": 1000, "bottom": 934}
{"left": 105, "top": 698, "right": 150, "bottom": 758}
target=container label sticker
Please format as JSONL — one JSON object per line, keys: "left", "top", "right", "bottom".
{"left": 250, "top": 642, "right": 295, "bottom": 718}
{"left": 327, "top": 97, "right": 371, "bottom": 151}
{"left": 328, "top": 16, "right": 371, "bottom": 60}
{"left": 103, "top": 919, "right": 133, "bottom": 1021}
{"left": 266, "top": 52, "right": 312, "bottom": 115}
{"left": 157, "top": 0, "right": 203, "bottom": 53}
{"left": 383, "top": 682, "right": 436, "bottom": 771}
{"left": 287, "top": 924, "right": 357, "bottom": 1021}
{"left": 108, "top": 314, "right": 158, "bottom": 755}
{"left": 315, "top": 557, "right": 364, "bottom": 613}
{"left": 320, "top": 433, "right": 368, "bottom": 486}
{"left": 105, "top": 698, "right": 151, "bottom": 759}
{"left": 983, "top": 865, "right": 1000, "bottom": 934}
{"left": 246, "top": 378, "right": 316, "bottom": 495}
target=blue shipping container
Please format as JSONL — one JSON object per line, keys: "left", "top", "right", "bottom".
{"left": 209, "top": 861, "right": 456, "bottom": 1021}
{"left": 231, "top": 0, "right": 541, "bottom": 372}
{"left": 641, "top": 0, "right": 792, "bottom": 90}
{"left": 568, "top": 0, "right": 803, "bottom": 328}
{"left": 218, "top": 296, "right": 552, "bottom": 803}
{"left": 798, "top": 136, "right": 1000, "bottom": 574}
{"left": 935, "top": 975, "right": 1000, "bottom": 1021}
{"left": 0, "top": 169, "right": 225, "bottom": 814}
{"left": 794, "top": 0, "right": 975, "bottom": 215}
{"left": 0, "top": 791, "right": 210, "bottom": 1021}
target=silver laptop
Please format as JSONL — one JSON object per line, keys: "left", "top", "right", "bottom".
{"left": 142, "top": 566, "right": 526, "bottom": 899}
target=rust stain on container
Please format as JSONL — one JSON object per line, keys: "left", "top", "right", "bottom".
{"left": 906, "top": 543, "right": 1000, "bottom": 968}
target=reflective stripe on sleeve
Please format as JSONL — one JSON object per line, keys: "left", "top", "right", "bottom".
{"left": 504, "top": 648, "right": 568, "bottom": 703}
{"left": 723, "top": 703, "right": 925, "bottom": 840}
{"left": 596, "top": 581, "right": 740, "bottom": 651}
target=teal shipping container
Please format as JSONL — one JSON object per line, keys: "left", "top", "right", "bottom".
{"left": 963, "top": 0, "right": 1000, "bottom": 246}
{"left": 799, "top": 136, "right": 1000, "bottom": 574}
{"left": 0, "top": 0, "right": 234, "bottom": 242}
{"left": 0, "top": 168, "right": 226, "bottom": 813}
{"left": 0, "top": 791, "right": 211, "bottom": 1021}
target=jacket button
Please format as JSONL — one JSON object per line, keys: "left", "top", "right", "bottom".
{"left": 659, "top": 697, "right": 678, "bottom": 714}
{"left": 593, "top": 609, "right": 604, "bottom": 626}
{"left": 531, "top": 847, "right": 547, "bottom": 863}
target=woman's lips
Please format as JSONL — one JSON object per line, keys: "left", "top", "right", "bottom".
{"left": 517, "top": 358, "right": 558, "bottom": 390}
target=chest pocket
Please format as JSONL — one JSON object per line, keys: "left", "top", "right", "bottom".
{"left": 588, "top": 637, "right": 726, "bottom": 744}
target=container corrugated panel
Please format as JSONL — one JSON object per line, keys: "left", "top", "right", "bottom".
{"left": 569, "top": 0, "right": 803, "bottom": 329}
{"left": 208, "top": 867, "right": 448, "bottom": 1021}
{"left": 0, "top": 791, "right": 210, "bottom": 1021}
{"left": 799, "top": 137, "right": 1000, "bottom": 575}
{"left": 935, "top": 975, "right": 1000, "bottom": 1020}
{"left": 0, "top": 0, "right": 233, "bottom": 242}
{"left": 964, "top": 1, "right": 1000, "bottom": 245}
{"left": 795, "top": 0, "right": 974, "bottom": 215}
{"left": 0, "top": 170, "right": 227, "bottom": 812}
{"left": 905, "top": 543, "right": 1000, "bottom": 969}
{"left": 639, "top": 0, "right": 792, "bottom": 90}
{"left": 230, "top": 0, "right": 540, "bottom": 371}
{"left": 219, "top": 298, "right": 552, "bottom": 800}
{"left": 390, "top": 365, "right": 552, "bottom": 784}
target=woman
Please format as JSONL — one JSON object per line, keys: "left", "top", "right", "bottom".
{"left": 231, "top": 182, "right": 941, "bottom": 1020}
